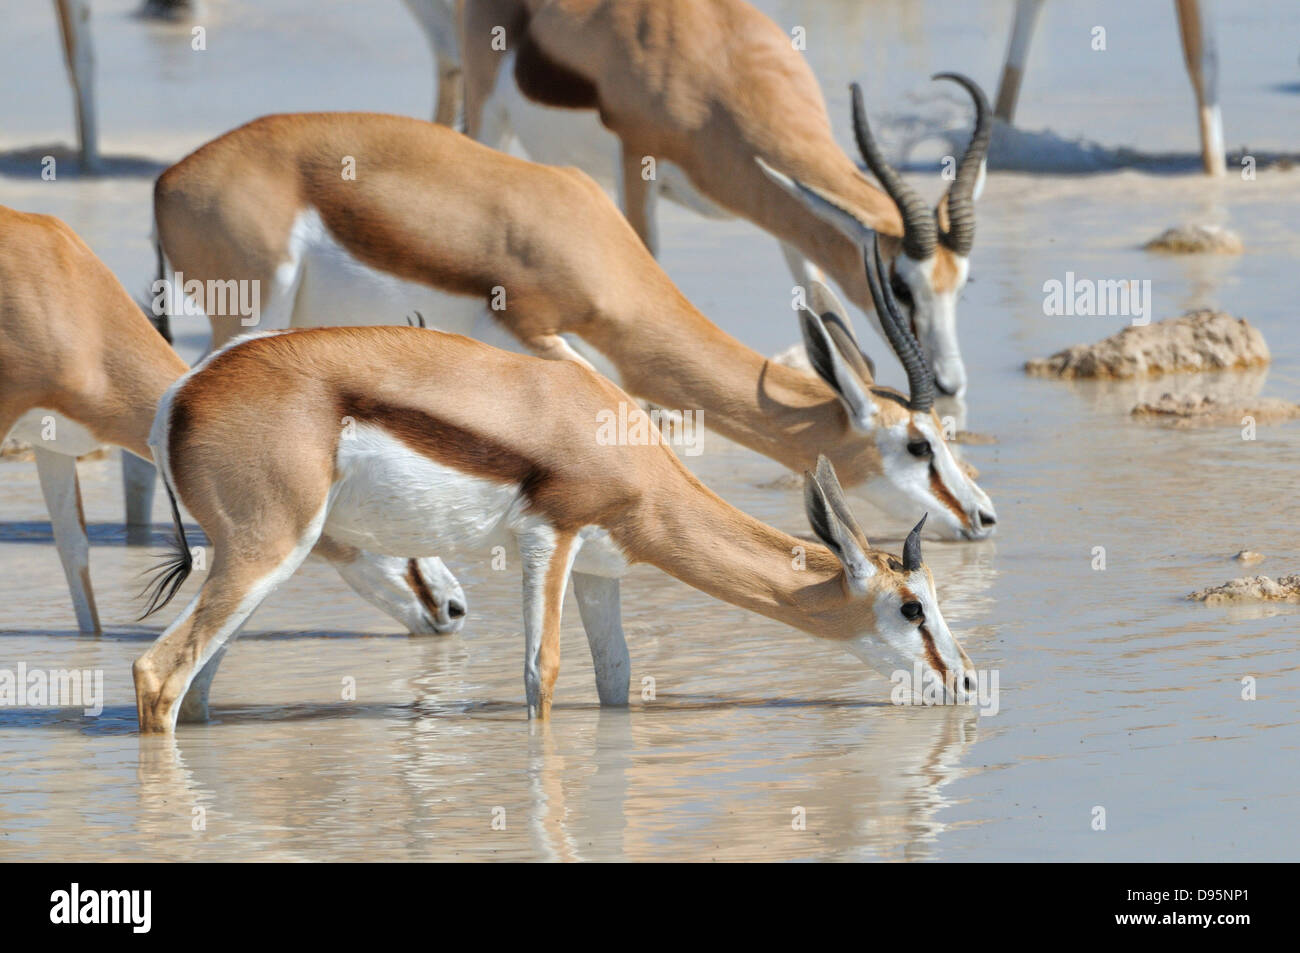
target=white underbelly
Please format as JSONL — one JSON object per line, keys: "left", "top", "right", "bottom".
{"left": 327, "top": 421, "right": 525, "bottom": 558}
{"left": 6, "top": 409, "right": 100, "bottom": 457}
{"left": 290, "top": 207, "right": 483, "bottom": 335}
{"left": 326, "top": 422, "right": 631, "bottom": 577}
{"left": 491, "top": 60, "right": 620, "bottom": 185}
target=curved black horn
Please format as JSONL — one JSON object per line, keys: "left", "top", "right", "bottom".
{"left": 863, "top": 232, "right": 935, "bottom": 413}
{"left": 902, "top": 513, "right": 927, "bottom": 572}
{"left": 850, "top": 82, "right": 936, "bottom": 261}
{"left": 932, "top": 72, "right": 991, "bottom": 257}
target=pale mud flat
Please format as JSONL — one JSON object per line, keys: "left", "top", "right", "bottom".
{"left": 2, "top": 0, "right": 1300, "bottom": 861}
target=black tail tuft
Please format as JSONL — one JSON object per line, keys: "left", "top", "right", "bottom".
{"left": 137, "top": 475, "right": 193, "bottom": 619}
{"left": 138, "top": 236, "right": 173, "bottom": 344}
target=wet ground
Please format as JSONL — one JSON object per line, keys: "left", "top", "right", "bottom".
{"left": 1, "top": 0, "right": 1298, "bottom": 860}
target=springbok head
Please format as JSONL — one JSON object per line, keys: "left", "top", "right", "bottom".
{"left": 762, "top": 73, "right": 992, "bottom": 398}
{"left": 804, "top": 456, "right": 976, "bottom": 700}
{"left": 797, "top": 236, "right": 996, "bottom": 541}
{"left": 333, "top": 552, "right": 468, "bottom": 635}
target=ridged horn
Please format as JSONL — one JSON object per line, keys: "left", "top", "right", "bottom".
{"left": 902, "top": 513, "right": 927, "bottom": 572}
{"left": 863, "top": 232, "right": 935, "bottom": 413}
{"left": 851, "top": 82, "right": 936, "bottom": 261}
{"left": 933, "top": 72, "right": 991, "bottom": 257}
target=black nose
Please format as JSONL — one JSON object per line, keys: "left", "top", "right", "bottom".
{"left": 448, "top": 602, "right": 466, "bottom": 619}
{"left": 978, "top": 510, "right": 996, "bottom": 527}
{"left": 962, "top": 672, "right": 978, "bottom": 693}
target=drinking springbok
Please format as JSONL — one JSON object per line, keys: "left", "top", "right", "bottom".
{"left": 143, "top": 113, "right": 995, "bottom": 543}
{"left": 0, "top": 205, "right": 466, "bottom": 635}
{"left": 135, "top": 323, "right": 977, "bottom": 733}
{"left": 454, "top": 0, "right": 992, "bottom": 397}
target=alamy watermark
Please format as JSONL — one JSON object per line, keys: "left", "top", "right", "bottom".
{"left": 50, "top": 883, "right": 150, "bottom": 933}
{"left": 596, "top": 401, "right": 704, "bottom": 457}
{"left": 0, "top": 662, "right": 103, "bottom": 716}
{"left": 152, "top": 272, "right": 261, "bottom": 326}
{"left": 891, "top": 663, "right": 1000, "bottom": 715}
{"left": 1043, "top": 272, "right": 1151, "bottom": 325}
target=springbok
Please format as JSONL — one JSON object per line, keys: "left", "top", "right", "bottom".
{"left": 0, "top": 205, "right": 467, "bottom": 635}
{"left": 452, "top": 0, "right": 991, "bottom": 398}
{"left": 403, "top": 0, "right": 463, "bottom": 125}
{"left": 145, "top": 113, "right": 996, "bottom": 543}
{"left": 134, "top": 330, "right": 978, "bottom": 734}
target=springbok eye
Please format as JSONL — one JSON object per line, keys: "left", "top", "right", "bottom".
{"left": 890, "top": 274, "right": 914, "bottom": 307}
{"left": 900, "top": 601, "right": 924, "bottom": 622}
{"left": 907, "top": 440, "right": 931, "bottom": 458}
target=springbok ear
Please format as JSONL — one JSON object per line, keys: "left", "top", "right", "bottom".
{"left": 756, "top": 157, "right": 875, "bottom": 249}
{"left": 799, "top": 308, "right": 877, "bottom": 430}
{"left": 804, "top": 466, "right": 875, "bottom": 585}
{"left": 808, "top": 277, "right": 876, "bottom": 380}
{"left": 814, "top": 454, "right": 870, "bottom": 550}
{"left": 808, "top": 279, "right": 853, "bottom": 339}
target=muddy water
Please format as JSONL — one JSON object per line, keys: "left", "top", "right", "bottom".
{"left": 2, "top": 1, "right": 1298, "bottom": 861}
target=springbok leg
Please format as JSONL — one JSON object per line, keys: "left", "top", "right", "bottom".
{"left": 54, "top": 0, "right": 99, "bottom": 172}
{"left": 572, "top": 572, "right": 630, "bottom": 706}
{"left": 519, "top": 529, "right": 579, "bottom": 720}
{"left": 994, "top": 0, "right": 1045, "bottom": 123}
{"left": 34, "top": 447, "right": 100, "bottom": 634}
{"left": 1175, "top": 0, "right": 1226, "bottom": 176}
{"left": 134, "top": 502, "right": 325, "bottom": 733}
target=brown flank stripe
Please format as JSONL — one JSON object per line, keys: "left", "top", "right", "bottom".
{"left": 514, "top": 33, "right": 600, "bottom": 110}
{"left": 338, "top": 392, "right": 552, "bottom": 495}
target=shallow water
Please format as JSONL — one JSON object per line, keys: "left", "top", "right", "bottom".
{"left": 1, "top": 0, "right": 1298, "bottom": 861}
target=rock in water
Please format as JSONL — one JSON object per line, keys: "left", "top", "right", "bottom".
{"left": 1189, "top": 575, "right": 1300, "bottom": 605}
{"left": 1232, "top": 550, "right": 1265, "bottom": 565}
{"left": 1130, "top": 393, "right": 1300, "bottom": 428}
{"left": 1144, "top": 224, "right": 1244, "bottom": 255}
{"left": 1026, "top": 310, "right": 1269, "bottom": 379}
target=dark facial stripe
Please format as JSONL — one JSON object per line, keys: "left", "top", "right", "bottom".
{"left": 928, "top": 463, "right": 970, "bottom": 528}
{"left": 919, "top": 624, "right": 948, "bottom": 685}
{"left": 906, "top": 421, "right": 968, "bottom": 528}
{"left": 404, "top": 559, "right": 441, "bottom": 618}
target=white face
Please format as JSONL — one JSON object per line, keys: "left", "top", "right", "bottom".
{"left": 892, "top": 253, "right": 970, "bottom": 398}
{"left": 862, "top": 413, "right": 996, "bottom": 541}
{"left": 332, "top": 552, "right": 467, "bottom": 634}
{"left": 846, "top": 569, "right": 975, "bottom": 703}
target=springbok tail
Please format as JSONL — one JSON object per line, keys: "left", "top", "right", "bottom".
{"left": 137, "top": 469, "right": 192, "bottom": 619}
